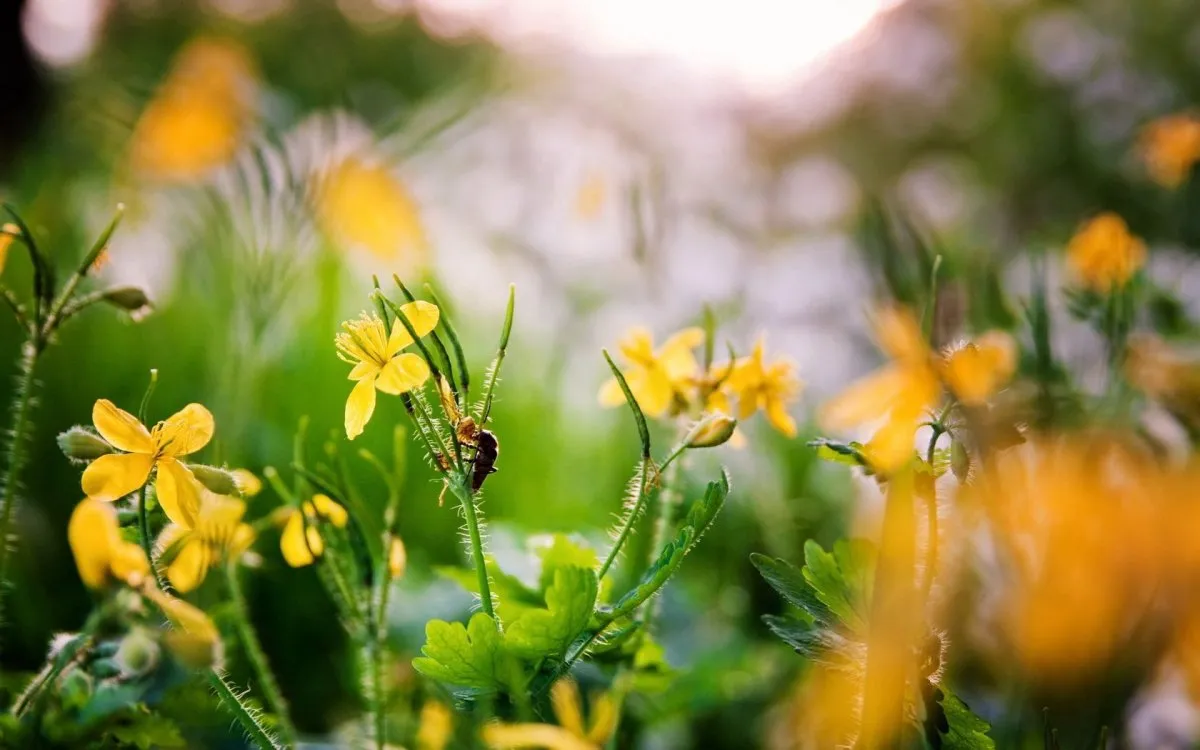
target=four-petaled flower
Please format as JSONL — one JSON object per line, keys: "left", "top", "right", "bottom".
{"left": 336, "top": 302, "right": 439, "bottom": 440}
{"left": 279, "top": 494, "right": 349, "bottom": 568}
{"left": 938, "top": 331, "right": 1017, "bottom": 406}
{"left": 598, "top": 327, "right": 704, "bottom": 418}
{"left": 1066, "top": 213, "right": 1146, "bottom": 293}
{"left": 723, "top": 337, "right": 802, "bottom": 438}
{"left": 82, "top": 399, "right": 215, "bottom": 529}
{"left": 482, "top": 678, "right": 615, "bottom": 750}
{"left": 157, "top": 493, "right": 256, "bottom": 593}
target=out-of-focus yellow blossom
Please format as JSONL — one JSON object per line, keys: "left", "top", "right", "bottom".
{"left": 724, "top": 337, "right": 802, "bottom": 437}
{"left": 0, "top": 223, "right": 18, "bottom": 274}
{"left": 574, "top": 172, "right": 606, "bottom": 221}
{"left": 128, "top": 37, "right": 257, "bottom": 182}
{"left": 279, "top": 494, "right": 349, "bottom": 568}
{"left": 821, "top": 308, "right": 941, "bottom": 473}
{"left": 767, "top": 667, "right": 862, "bottom": 750}
{"left": 336, "top": 303, "right": 439, "bottom": 440}
{"left": 1066, "top": 213, "right": 1146, "bottom": 293}
{"left": 68, "top": 498, "right": 150, "bottom": 589}
{"left": 143, "top": 585, "right": 223, "bottom": 668}
{"left": 1140, "top": 113, "right": 1200, "bottom": 189}
{"left": 416, "top": 700, "right": 453, "bottom": 750}
{"left": 387, "top": 536, "right": 407, "bottom": 579}
{"left": 599, "top": 327, "right": 705, "bottom": 418}
{"left": 482, "top": 678, "right": 616, "bottom": 750}
{"left": 82, "top": 399, "right": 214, "bottom": 529}
{"left": 1125, "top": 334, "right": 1200, "bottom": 432}
{"left": 231, "top": 468, "right": 262, "bottom": 497}
{"left": 316, "top": 157, "right": 428, "bottom": 266}
{"left": 938, "top": 331, "right": 1017, "bottom": 406}
{"left": 157, "top": 493, "right": 256, "bottom": 593}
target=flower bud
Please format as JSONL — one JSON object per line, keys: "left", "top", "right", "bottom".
{"left": 188, "top": 464, "right": 239, "bottom": 496}
{"left": 686, "top": 414, "right": 737, "bottom": 448}
{"left": 115, "top": 628, "right": 161, "bottom": 678}
{"left": 57, "top": 426, "right": 113, "bottom": 461}
{"left": 101, "top": 286, "right": 152, "bottom": 313}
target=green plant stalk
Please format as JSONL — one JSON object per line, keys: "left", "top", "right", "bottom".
{"left": 12, "top": 606, "right": 103, "bottom": 717}
{"left": 449, "top": 476, "right": 496, "bottom": 625}
{"left": 639, "top": 454, "right": 683, "bottom": 636}
{"left": 920, "top": 423, "right": 944, "bottom": 604}
{"left": 223, "top": 564, "right": 296, "bottom": 746}
{"left": 0, "top": 340, "right": 40, "bottom": 640}
{"left": 597, "top": 440, "right": 689, "bottom": 581}
{"left": 208, "top": 669, "right": 286, "bottom": 750}
{"left": 138, "top": 485, "right": 168, "bottom": 592}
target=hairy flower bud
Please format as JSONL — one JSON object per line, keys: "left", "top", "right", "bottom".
{"left": 686, "top": 414, "right": 738, "bottom": 448}
{"left": 188, "top": 464, "right": 239, "bottom": 496}
{"left": 57, "top": 426, "right": 113, "bottom": 461}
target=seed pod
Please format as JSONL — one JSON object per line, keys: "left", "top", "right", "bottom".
{"left": 57, "top": 426, "right": 113, "bottom": 461}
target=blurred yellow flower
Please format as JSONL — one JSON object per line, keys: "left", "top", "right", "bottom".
{"left": 938, "top": 331, "right": 1017, "bottom": 406}
{"left": 724, "top": 337, "right": 802, "bottom": 437}
{"left": 416, "top": 700, "right": 453, "bottom": 750}
{"left": 68, "top": 497, "right": 150, "bottom": 589}
{"left": 231, "top": 468, "right": 262, "bottom": 497}
{"left": 482, "top": 678, "right": 615, "bottom": 750}
{"left": 316, "top": 157, "right": 428, "bottom": 267}
{"left": 82, "top": 400, "right": 214, "bottom": 529}
{"left": 599, "top": 327, "right": 704, "bottom": 418}
{"left": 1066, "top": 213, "right": 1146, "bottom": 293}
{"left": 574, "top": 172, "right": 607, "bottom": 221}
{"left": 143, "top": 585, "right": 223, "bottom": 668}
{"left": 821, "top": 307, "right": 941, "bottom": 473}
{"left": 336, "top": 303, "right": 439, "bottom": 440}
{"left": 157, "top": 493, "right": 256, "bottom": 593}
{"left": 279, "top": 494, "right": 349, "bottom": 568}
{"left": 387, "top": 536, "right": 407, "bottom": 580}
{"left": 128, "top": 37, "right": 257, "bottom": 182}
{"left": 0, "top": 223, "right": 18, "bottom": 275}
{"left": 1140, "top": 112, "right": 1200, "bottom": 189}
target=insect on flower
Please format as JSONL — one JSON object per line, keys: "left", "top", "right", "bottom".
{"left": 434, "top": 376, "right": 500, "bottom": 501}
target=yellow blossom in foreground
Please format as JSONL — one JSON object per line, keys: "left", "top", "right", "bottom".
{"left": 82, "top": 400, "right": 214, "bottom": 529}
{"left": 336, "top": 302, "right": 439, "bottom": 440}
{"left": 724, "top": 337, "right": 802, "bottom": 437}
{"left": 128, "top": 36, "right": 257, "bottom": 182}
{"left": 316, "top": 157, "right": 428, "bottom": 266}
{"left": 599, "top": 327, "right": 705, "bottom": 418}
{"left": 938, "top": 331, "right": 1017, "bottom": 406}
{"left": 280, "top": 494, "right": 349, "bottom": 567}
{"left": 1066, "top": 213, "right": 1146, "bottom": 293}
{"left": 143, "top": 585, "right": 223, "bottom": 668}
{"left": 157, "top": 493, "right": 256, "bottom": 593}
{"left": 1140, "top": 113, "right": 1200, "bottom": 189}
{"left": 821, "top": 307, "right": 941, "bottom": 473}
{"left": 231, "top": 468, "right": 262, "bottom": 497}
{"left": 68, "top": 498, "right": 150, "bottom": 589}
{"left": 416, "top": 700, "right": 453, "bottom": 750}
{"left": 482, "top": 678, "right": 615, "bottom": 750}
{"left": 387, "top": 536, "right": 407, "bottom": 579}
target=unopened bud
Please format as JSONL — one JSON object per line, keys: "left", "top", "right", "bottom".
{"left": 115, "top": 628, "right": 161, "bottom": 678}
{"left": 57, "top": 426, "right": 113, "bottom": 461}
{"left": 230, "top": 468, "right": 262, "bottom": 497}
{"left": 101, "top": 286, "right": 152, "bottom": 312}
{"left": 686, "top": 414, "right": 737, "bottom": 448}
{"left": 188, "top": 464, "right": 239, "bottom": 496}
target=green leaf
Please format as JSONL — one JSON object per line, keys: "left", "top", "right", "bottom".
{"left": 801, "top": 539, "right": 875, "bottom": 633}
{"left": 536, "top": 535, "right": 598, "bottom": 594}
{"left": 437, "top": 558, "right": 543, "bottom": 623}
{"left": 505, "top": 567, "right": 598, "bottom": 660}
{"left": 760, "top": 614, "right": 855, "bottom": 666}
{"left": 749, "top": 553, "right": 830, "bottom": 627}
{"left": 104, "top": 712, "right": 187, "bottom": 749}
{"left": 413, "top": 613, "right": 506, "bottom": 691}
{"left": 808, "top": 439, "right": 870, "bottom": 468}
{"left": 941, "top": 691, "right": 994, "bottom": 749}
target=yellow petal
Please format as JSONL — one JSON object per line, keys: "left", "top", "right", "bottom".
{"left": 388, "top": 537, "right": 408, "bottom": 579}
{"left": 765, "top": 398, "right": 798, "bottom": 438}
{"left": 109, "top": 542, "right": 151, "bottom": 587}
{"left": 819, "top": 366, "right": 909, "bottom": 431}
{"left": 309, "top": 494, "right": 348, "bottom": 528}
{"left": 144, "top": 587, "right": 222, "bottom": 668}
{"left": 345, "top": 375, "right": 377, "bottom": 440}
{"left": 92, "top": 399, "right": 154, "bottom": 453}
{"left": 416, "top": 701, "right": 453, "bottom": 750}
{"left": 865, "top": 410, "right": 923, "bottom": 474}
{"left": 658, "top": 327, "right": 704, "bottom": 381}
{"left": 231, "top": 524, "right": 256, "bottom": 557}
{"left": 68, "top": 498, "right": 120, "bottom": 589}
{"left": 280, "top": 510, "right": 320, "bottom": 567}
{"left": 550, "top": 679, "right": 586, "bottom": 737}
{"left": 348, "top": 360, "right": 375, "bottom": 380}
{"left": 167, "top": 539, "right": 210, "bottom": 593}
{"left": 155, "top": 458, "right": 202, "bottom": 529}
{"left": 631, "top": 371, "right": 673, "bottom": 418}
{"left": 585, "top": 692, "right": 618, "bottom": 745}
{"left": 231, "top": 468, "right": 262, "bottom": 497}
{"left": 874, "top": 307, "right": 928, "bottom": 365}
{"left": 617, "top": 327, "right": 655, "bottom": 364}
{"left": 598, "top": 378, "right": 627, "bottom": 407}
{"left": 481, "top": 723, "right": 594, "bottom": 750}
{"left": 82, "top": 452, "right": 155, "bottom": 502}
{"left": 0, "top": 228, "right": 14, "bottom": 275}
{"left": 156, "top": 403, "right": 215, "bottom": 457}
{"left": 376, "top": 352, "right": 431, "bottom": 395}
{"left": 386, "top": 300, "right": 440, "bottom": 355}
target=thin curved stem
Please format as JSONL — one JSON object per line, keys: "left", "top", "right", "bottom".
{"left": 208, "top": 669, "right": 285, "bottom": 750}
{"left": 450, "top": 477, "right": 495, "bottom": 624}
{"left": 0, "top": 341, "right": 40, "bottom": 643}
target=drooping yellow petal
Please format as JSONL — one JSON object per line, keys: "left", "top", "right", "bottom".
{"left": 376, "top": 352, "right": 431, "bottom": 395}
{"left": 68, "top": 498, "right": 120, "bottom": 589}
{"left": 280, "top": 510, "right": 321, "bottom": 567}
{"left": 819, "top": 366, "right": 910, "bottom": 431}
{"left": 550, "top": 679, "right": 586, "bottom": 737}
{"left": 386, "top": 301, "right": 440, "bottom": 356}
{"left": 82, "top": 452, "right": 155, "bottom": 502}
{"left": 155, "top": 458, "right": 203, "bottom": 529}
{"left": 388, "top": 537, "right": 408, "bottom": 579}
{"left": 585, "top": 692, "right": 618, "bottom": 745}
{"left": 657, "top": 327, "right": 705, "bottom": 381}
{"left": 144, "top": 587, "right": 222, "bottom": 669}
{"left": 156, "top": 403, "right": 215, "bottom": 457}
{"left": 765, "top": 398, "right": 798, "bottom": 438}
{"left": 874, "top": 307, "right": 929, "bottom": 365}
{"left": 481, "top": 723, "right": 594, "bottom": 750}
{"left": 109, "top": 542, "right": 151, "bottom": 587}
{"left": 167, "top": 538, "right": 210, "bottom": 593}
{"left": 92, "top": 399, "right": 155, "bottom": 454}
{"left": 309, "top": 494, "right": 348, "bottom": 527}
{"left": 345, "top": 374, "right": 378, "bottom": 440}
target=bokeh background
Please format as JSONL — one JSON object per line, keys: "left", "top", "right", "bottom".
{"left": 2, "top": 0, "right": 1200, "bottom": 746}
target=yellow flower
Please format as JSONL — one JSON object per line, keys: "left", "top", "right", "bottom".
{"left": 820, "top": 307, "right": 941, "bottom": 473}
{"left": 157, "top": 493, "right": 256, "bottom": 593}
{"left": 143, "top": 586, "right": 223, "bottom": 669}
{"left": 0, "top": 223, "right": 18, "bottom": 275}
{"left": 128, "top": 37, "right": 257, "bottom": 182}
{"left": 336, "top": 304, "right": 439, "bottom": 440}
{"left": 416, "top": 701, "right": 453, "bottom": 750}
{"left": 387, "top": 536, "right": 407, "bottom": 580}
{"left": 231, "top": 468, "right": 262, "bottom": 497}
{"left": 482, "top": 678, "right": 616, "bottom": 750}
{"left": 68, "top": 498, "right": 150, "bottom": 589}
{"left": 1140, "top": 113, "right": 1200, "bottom": 189}
{"left": 81, "top": 400, "right": 214, "bottom": 529}
{"left": 599, "top": 327, "right": 705, "bottom": 418}
{"left": 316, "top": 157, "right": 428, "bottom": 266}
{"left": 723, "top": 337, "right": 802, "bottom": 437}
{"left": 574, "top": 172, "right": 606, "bottom": 221}
{"left": 1066, "top": 213, "right": 1146, "bottom": 293}
{"left": 279, "top": 494, "right": 349, "bottom": 567}
{"left": 938, "top": 331, "right": 1017, "bottom": 406}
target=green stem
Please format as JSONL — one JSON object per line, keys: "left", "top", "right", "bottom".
{"left": 138, "top": 486, "right": 169, "bottom": 592}
{"left": 208, "top": 669, "right": 285, "bottom": 750}
{"left": 596, "top": 460, "right": 653, "bottom": 582}
{"left": 0, "top": 340, "right": 40, "bottom": 642}
{"left": 450, "top": 477, "right": 496, "bottom": 624}
{"left": 920, "top": 426, "right": 943, "bottom": 605}
{"left": 223, "top": 564, "right": 296, "bottom": 745}
{"left": 13, "top": 607, "right": 103, "bottom": 717}
{"left": 639, "top": 455, "right": 683, "bottom": 636}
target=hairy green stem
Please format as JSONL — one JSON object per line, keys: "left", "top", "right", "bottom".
{"left": 0, "top": 341, "right": 39, "bottom": 642}
{"left": 639, "top": 456, "right": 683, "bottom": 635}
{"left": 450, "top": 477, "right": 496, "bottom": 624}
{"left": 597, "top": 460, "right": 653, "bottom": 582}
{"left": 223, "top": 564, "right": 295, "bottom": 745}
{"left": 208, "top": 669, "right": 285, "bottom": 750}
{"left": 12, "top": 607, "right": 103, "bottom": 718}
